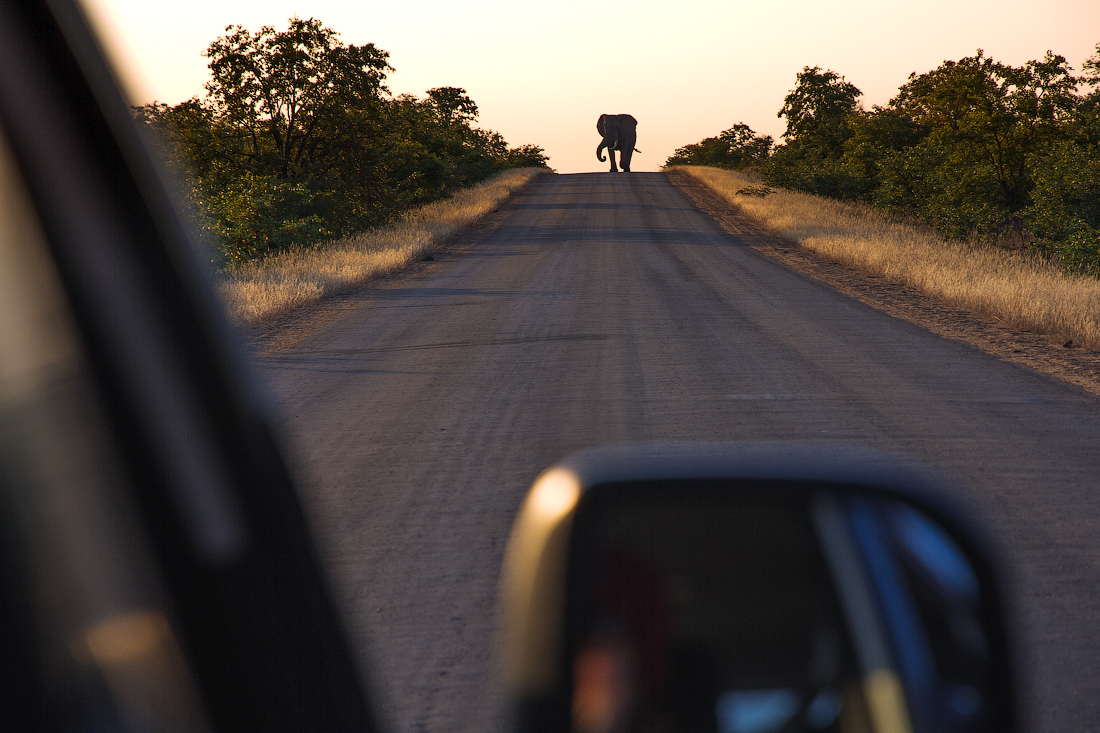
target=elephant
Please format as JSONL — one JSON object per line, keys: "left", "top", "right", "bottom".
{"left": 596, "top": 114, "right": 640, "bottom": 172}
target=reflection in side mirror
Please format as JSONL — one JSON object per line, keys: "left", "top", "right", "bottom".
{"left": 499, "top": 444, "right": 1015, "bottom": 733}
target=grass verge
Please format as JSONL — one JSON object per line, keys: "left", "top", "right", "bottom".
{"left": 675, "top": 165, "right": 1100, "bottom": 350}
{"left": 220, "top": 168, "right": 548, "bottom": 325}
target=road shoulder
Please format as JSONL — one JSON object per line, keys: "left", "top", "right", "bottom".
{"left": 665, "top": 169, "right": 1100, "bottom": 397}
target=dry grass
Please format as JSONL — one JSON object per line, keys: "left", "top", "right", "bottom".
{"left": 220, "top": 168, "right": 548, "bottom": 325}
{"left": 675, "top": 165, "right": 1100, "bottom": 350}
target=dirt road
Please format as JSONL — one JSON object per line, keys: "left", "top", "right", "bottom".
{"left": 255, "top": 172, "right": 1100, "bottom": 733}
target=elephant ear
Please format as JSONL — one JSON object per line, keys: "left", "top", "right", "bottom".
{"left": 597, "top": 114, "right": 608, "bottom": 136}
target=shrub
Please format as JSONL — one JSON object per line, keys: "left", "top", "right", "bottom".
{"left": 135, "top": 18, "right": 549, "bottom": 266}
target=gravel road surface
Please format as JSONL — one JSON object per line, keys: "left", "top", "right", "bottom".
{"left": 255, "top": 172, "right": 1100, "bottom": 733}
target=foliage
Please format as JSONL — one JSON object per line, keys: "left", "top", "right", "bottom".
{"left": 751, "top": 45, "right": 1100, "bottom": 274}
{"left": 670, "top": 45, "right": 1100, "bottom": 274}
{"left": 207, "top": 176, "right": 337, "bottom": 264}
{"left": 759, "top": 67, "right": 866, "bottom": 198}
{"left": 202, "top": 18, "right": 391, "bottom": 182}
{"left": 136, "top": 18, "right": 549, "bottom": 266}
{"left": 664, "top": 122, "right": 773, "bottom": 170}
{"left": 777, "top": 66, "right": 862, "bottom": 156}
{"left": 1025, "top": 141, "right": 1100, "bottom": 274}
{"left": 879, "top": 50, "right": 1079, "bottom": 234}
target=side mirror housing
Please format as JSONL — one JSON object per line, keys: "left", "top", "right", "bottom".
{"left": 499, "top": 443, "right": 1015, "bottom": 733}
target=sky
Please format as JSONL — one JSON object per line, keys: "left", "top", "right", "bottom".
{"left": 83, "top": 0, "right": 1099, "bottom": 174}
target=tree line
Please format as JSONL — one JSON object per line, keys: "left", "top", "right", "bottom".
{"left": 666, "top": 45, "right": 1100, "bottom": 275}
{"left": 136, "top": 18, "right": 549, "bottom": 265}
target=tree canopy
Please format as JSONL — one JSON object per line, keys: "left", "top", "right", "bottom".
{"left": 664, "top": 122, "right": 773, "bottom": 170}
{"left": 666, "top": 44, "right": 1100, "bottom": 275}
{"left": 201, "top": 18, "right": 392, "bottom": 181}
{"left": 778, "top": 66, "right": 862, "bottom": 155}
{"left": 137, "top": 18, "right": 548, "bottom": 265}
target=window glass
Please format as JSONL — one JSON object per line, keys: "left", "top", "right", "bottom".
{"left": 0, "top": 120, "right": 208, "bottom": 732}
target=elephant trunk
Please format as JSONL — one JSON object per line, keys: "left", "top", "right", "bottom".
{"left": 596, "top": 140, "right": 610, "bottom": 162}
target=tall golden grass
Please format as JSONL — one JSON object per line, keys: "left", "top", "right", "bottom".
{"left": 220, "top": 168, "right": 547, "bottom": 325}
{"left": 676, "top": 165, "right": 1100, "bottom": 350}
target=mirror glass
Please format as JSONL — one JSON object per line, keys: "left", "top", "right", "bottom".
{"left": 564, "top": 481, "right": 996, "bottom": 733}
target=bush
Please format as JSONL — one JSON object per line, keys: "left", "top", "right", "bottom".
{"left": 748, "top": 47, "right": 1100, "bottom": 273}
{"left": 1025, "top": 141, "right": 1100, "bottom": 273}
{"left": 664, "top": 123, "right": 772, "bottom": 170}
{"left": 208, "top": 177, "right": 336, "bottom": 265}
{"left": 136, "top": 18, "right": 549, "bottom": 266}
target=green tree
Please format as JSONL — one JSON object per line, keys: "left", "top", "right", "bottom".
{"left": 1023, "top": 44, "right": 1100, "bottom": 273}
{"left": 664, "top": 122, "right": 773, "bottom": 169}
{"left": 777, "top": 66, "right": 862, "bottom": 156}
{"left": 762, "top": 67, "right": 864, "bottom": 197}
{"left": 1067, "top": 43, "right": 1100, "bottom": 145}
{"left": 504, "top": 144, "right": 552, "bottom": 169}
{"left": 135, "top": 19, "right": 548, "bottom": 266}
{"left": 838, "top": 105, "right": 928, "bottom": 199}
{"left": 202, "top": 17, "right": 392, "bottom": 181}
{"left": 1024, "top": 141, "right": 1100, "bottom": 274}
{"left": 757, "top": 48, "right": 1096, "bottom": 257}
{"left": 886, "top": 50, "right": 1079, "bottom": 227}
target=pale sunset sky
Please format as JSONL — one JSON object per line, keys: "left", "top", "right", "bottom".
{"left": 83, "top": 0, "right": 1099, "bottom": 173}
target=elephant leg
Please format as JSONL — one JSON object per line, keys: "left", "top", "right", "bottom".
{"left": 608, "top": 148, "right": 618, "bottom": 173}
{"left": 620, "top": 129, "right": 637, "bottom": 172}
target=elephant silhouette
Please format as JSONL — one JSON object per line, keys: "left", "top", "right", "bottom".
{"left": 596, "top": 114, "right": 640, "bottom": 172}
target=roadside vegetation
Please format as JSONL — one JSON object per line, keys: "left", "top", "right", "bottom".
{"left": 666, "top": 44, "right": 1100, "bottom": 277}
{"left": 674, "top": 165, "right": 1100, "bottom": 349}
{"left": 135, "top": 18, "right": 549, "bottom": 269}
{"left": 220, "top": 167, "right": 545, "bottom": 325}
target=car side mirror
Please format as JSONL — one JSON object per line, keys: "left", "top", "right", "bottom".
{"left": 499, "top": 443, "right": 1016, "bottom": 733}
